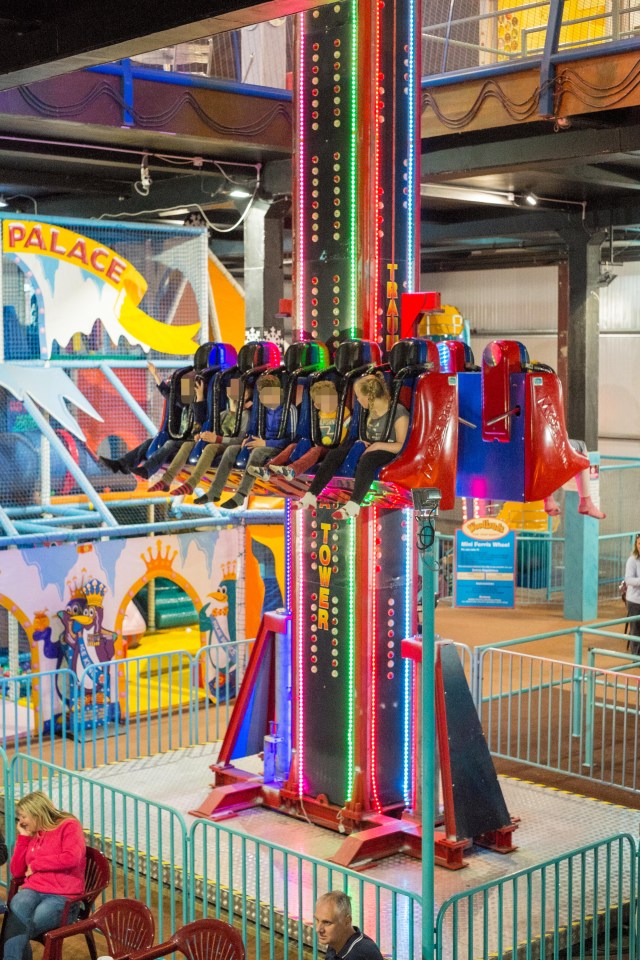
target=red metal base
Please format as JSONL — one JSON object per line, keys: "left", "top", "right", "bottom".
{"left": 329, "top": 816, "right": 422, "bottom": 869}
{"left": 189, "top": 777, "right": 264, "bottom": 819}
{"left": 474, "top": 817, "right": 520, "bottom": 854}
{"left": 434, "top": 831, "right": 469, "bottom": 870}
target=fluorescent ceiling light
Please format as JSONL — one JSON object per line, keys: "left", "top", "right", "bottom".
{"left": 229, "top": 188, "right": 252, "bottom": 199}
{"left": 0, "top": 195, "right": 8, "bottom": 209}
{"left": 421, "top": 183, "right": 515, "bottom": 206}
{"left": 158, "top": 207, "right": 190, "bottom": 217}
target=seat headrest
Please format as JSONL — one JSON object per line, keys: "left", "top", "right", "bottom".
{"left": 193, "top": 342, "right": 217, "bottom": 372}
{"left": 437, "top": 340, "right": 476, "bottom": 373}
{"left": 483, "top": 340, "right": 529, "bottom": 371}
{"left": 206, "top": 343, "right": 238, "bottom": 369}
{"left": 333, "top": 339, "right": 383, "bottom": 375}
{"left": 237, "top": 341, "right": 282, "bottom": 373}
{"left": 389, "top": 338, "right": 439, "bottom": 374}
{"left": 284, "top": 340, "right": 330, "bottom": 372}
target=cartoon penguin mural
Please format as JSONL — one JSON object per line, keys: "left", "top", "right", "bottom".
{"left": 57, "top": 581, "right": 87, "bottom": 677}
{"left": 31, "top": 576, "right": 118, "bottom": 732}
{"left": 57, "top": 578, "right": 118, "bottom": 724}
{"left": 199, "top": 561, "right": 238, "bottom": 702}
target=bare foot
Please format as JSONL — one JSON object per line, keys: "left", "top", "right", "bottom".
{"left": 578, "top": 498, "right": 606, "bottom": 520}
{"left": 544, "top": 496, "right": 561, "bottom": 517}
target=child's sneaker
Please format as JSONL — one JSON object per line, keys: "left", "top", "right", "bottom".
{"left": 247, "top": 465, "right": 271, "bottom": 481}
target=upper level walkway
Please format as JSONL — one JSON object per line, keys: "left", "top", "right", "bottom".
{"left": 4, "top": 1, "right": 640, "bottom": 161}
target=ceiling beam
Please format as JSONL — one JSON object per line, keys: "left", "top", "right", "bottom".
{"left": 0, "top": 0, "right": 325, "bottom": 90}
{"left": 421, "top": 208, "right": 578, "bottom": 244}
{"left": 37, "top": 172, "right": 233, "bottom": 219}
{"left": 422, "top": 124, "right": 640, "bottom": 181}
{"left": 541, "top": 161, "right": 640, "bottom": 191}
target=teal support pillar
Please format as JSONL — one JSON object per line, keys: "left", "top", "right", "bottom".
{"left": 414, "top": 490, "right": 440, "bottom": 960}
{"left": 563, "top": 489, "right": 599, "bottom": 620}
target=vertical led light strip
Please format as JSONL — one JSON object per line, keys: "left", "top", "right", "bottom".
{"left": 373, "top": 0, "right": 382, "bottom": 335}
{"left": 403, "top": 508, "right": 414, "bottom": 807}
{"left": 369, "top": 508, "right": 383, "bottom": 813}
{"left": 294, "top": 18, "right": 306, "bottom": 796}
{"left": 296, "top": 510, "right": 306, "bottom": 797}
{"left": 295, "top": 16, "right": 306, "bottom": 339}
{"left": 284, "top": 499, "right": 292, "bottom": 613}
{"left": 348, "top": 1, "right": 358, "bottom": 336}
{"left": 345, "top": 516, "right": 356, "bottom": 801}
{"left": 406, "top": 0, "right": 416, "bottom": 293}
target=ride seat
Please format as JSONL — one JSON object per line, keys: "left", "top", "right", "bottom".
{"left": 437, "top": 340, "right": 478, "bottom": 373}
{"left": 481, "top": 339, "right": 529, "bottom": 442}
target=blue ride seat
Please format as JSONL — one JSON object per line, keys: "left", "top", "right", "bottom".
{"left": 147, "top": 342, "right": 229, "bottom": 459}
{"left": 233, "top": 340, "right": 329, "bottom": 470}
{"left": 188, "top": 340, "right": 281, "bottom": 464}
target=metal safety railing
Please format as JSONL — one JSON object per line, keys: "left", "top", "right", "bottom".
{"left": 0, "top": 745, "right": 9, "bottom": 899}
{"left": 423, "top": 0, "right": 640, "bottom": 80}
{"left": 436, "top": 833, "right": 637, "bottom": 960}
{"left": 190, "top": 818, "right": 421, "bottom": 960}
{"left": 0, "top": 642, "right": 254, "bottom": 771}
{"left": 4, "top": 754, "right": 640, "bottom": 960}
{"left": 10, "top": 754, "right": 190, "bottom": 940}
{"left": 0, "top": 669, "right": 79, "bottom": 767}
{"left": 476, "top": 616, "right": 640, "bottom": 794}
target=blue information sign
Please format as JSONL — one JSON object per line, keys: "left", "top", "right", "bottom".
{"left": 455, "top": 519, "right": 515, "bottom": 608}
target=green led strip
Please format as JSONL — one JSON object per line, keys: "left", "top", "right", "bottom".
{"left": 348, "top": 0, "right": 358, "bottom": 337}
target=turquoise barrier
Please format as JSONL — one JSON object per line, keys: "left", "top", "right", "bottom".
{"left": 0, "top": 642, "right": 253, "bottom": 771}
{"left": 436, "top": 834, "right": 636, "bottom": 960}
{"left": 4, "top": 754, "right": 640, "bottom": 960}
{"left": 10, "top": 754, "right": 190, "bottom": 940}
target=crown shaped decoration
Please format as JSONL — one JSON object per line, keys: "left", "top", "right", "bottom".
{"left": 83, "top": 578, "right": 107, "bottom": 607}
{"left": 220, "top": 560, "right": 237, "bottom": 580}
{"left": 66, "top": 578, "right": 86, "bottom": 602}
{"left": 141, "top": 540, "right": 178, "bottom": 575}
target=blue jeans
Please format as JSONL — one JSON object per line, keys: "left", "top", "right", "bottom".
{"left": 3, "top": 889, "right": 78, "bottom": 960}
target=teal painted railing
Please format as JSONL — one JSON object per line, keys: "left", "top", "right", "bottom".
{"left": 0, "top": 669, "right": 79, "bottom": 767}
{"left": 5, "top": 756, "right": 640, "bottom": 960}
{"left": 475, "top": 615, "right": 640, "bottom": 794}
{"left": 0, "top": 745, "right": 9, "bottom": 898}
{"left": 190, "top": 818, "right": 421, "bottom": 960}
{"left": 436, "top": 834, "right": 637, "bottom": 960}
{"left": 10, "top": 754, "right": 190, "bottom": 940}
{"left": 0, "top": 643, "right": 253, "bottom": 770}
{"left": 5, "top": 755, "right": 419, "bottom": 959}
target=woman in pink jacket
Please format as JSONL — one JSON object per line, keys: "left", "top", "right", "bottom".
{"left": 3, "top": 791, "right": 86, "bottom": 960}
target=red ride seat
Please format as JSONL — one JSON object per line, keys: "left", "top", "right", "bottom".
{"left": 379, "top": 338, "right": 458, "bottom": 509}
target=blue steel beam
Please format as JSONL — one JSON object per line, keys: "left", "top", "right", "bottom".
{"left": 539, "top": 0, "right": 565, "bottom": 117}
{"left": 20, "top": 396, "right": 118, "bottom": 528}
{"left": 88, "top": 60, "right": 292, "bottom": 102}
{"left": 0, "top": 510, "right": 284, "bottom": 550}
{"left": 99, "top": 363, "right": 157, "bottom": 436}
{"left": 0, "top": 505, "right": 19, "bottom": 537}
